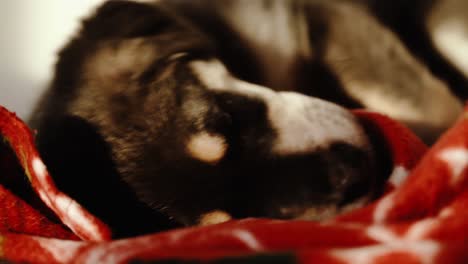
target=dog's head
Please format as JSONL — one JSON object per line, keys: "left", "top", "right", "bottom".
{"left": 31, "top": 1, "right": 385, "bottom": 233}
{"left": 61, "top": 38, "right": 377, "bottom": 225}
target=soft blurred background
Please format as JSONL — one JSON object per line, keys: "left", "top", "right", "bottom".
{"left": 0, "top": 0, "right": 467, "bottom": 120}
{"left": 0, "top": 0, "right": 105, "bottom": 119}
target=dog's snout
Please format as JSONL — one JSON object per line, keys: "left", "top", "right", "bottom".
{"left": 190, "top": 59, "right": 375, "bottom": 221}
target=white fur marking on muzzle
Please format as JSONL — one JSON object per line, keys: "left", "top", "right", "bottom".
{"left": 270, "top": 92, "right": 368, "bottom": 155}
{"left": 190, "top": 59, "right": 369, "bottom": 156}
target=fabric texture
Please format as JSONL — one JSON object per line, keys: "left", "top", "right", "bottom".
{"left": 0, "top": 104, "right": 467, "bottom": 263}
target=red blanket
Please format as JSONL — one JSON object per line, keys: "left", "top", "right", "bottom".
{"left": 0, "top": 104, "right": 467, "bottom": 263}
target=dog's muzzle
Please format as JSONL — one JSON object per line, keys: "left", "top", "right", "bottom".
{"left": 186, "top": 59, "right": 376, "bottom": 221}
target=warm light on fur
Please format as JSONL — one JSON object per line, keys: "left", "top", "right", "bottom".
{"left": 186, "top": 132, "right": 227, "bottom": 164}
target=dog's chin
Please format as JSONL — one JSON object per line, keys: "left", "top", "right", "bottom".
{"left": 278, "top": 196, "right": 372, "bottom": 222}
{"left": 194, "top": 196, "right": 372, "bottom": 227}
{"left": 186, "top": 167, "right": 377, "bottom": 227}
{"left": 249, "top": 186, "right": 374, "bottom": 223}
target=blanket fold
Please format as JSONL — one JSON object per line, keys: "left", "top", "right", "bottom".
{"left": 0, "top": 105, "right": 467, "bottom": 264}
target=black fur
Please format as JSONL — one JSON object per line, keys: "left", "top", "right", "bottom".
{"left": 30, "top": 0, "right": 463, "bottom": 237}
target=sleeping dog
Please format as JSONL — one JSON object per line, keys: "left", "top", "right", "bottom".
{"left": 30, "top": 0, "right": 465, "bottom": 237}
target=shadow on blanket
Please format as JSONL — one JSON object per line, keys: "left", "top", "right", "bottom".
{"left": 35, "top": 115, "right": 181, "bottom": 238}
{"left": 0, "top": 104, "right": 467, "bottom": 263}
